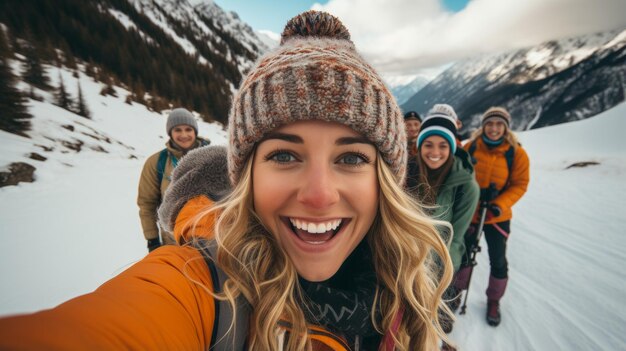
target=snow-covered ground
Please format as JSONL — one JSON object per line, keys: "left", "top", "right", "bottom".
{"left": 0, "top": 62, "right": 625, "bottom": 350}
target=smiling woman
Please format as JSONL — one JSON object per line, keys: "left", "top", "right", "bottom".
{"left": 0, "top": 10, "right": 454, "bottom": 351}
{"left": 253, "top": 121, "right": 379, "bottom": 282}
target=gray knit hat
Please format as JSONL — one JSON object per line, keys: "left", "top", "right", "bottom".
{"left": 228, "top": 11, "right": 406, "bottom": 185}
{"left": 166, "top": 108, "right": 198, "bottom": 136}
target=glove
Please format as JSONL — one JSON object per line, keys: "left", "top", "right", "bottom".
{"left": 488, "top": 203, "right": 502, "bottom": 218}
{"left": 147, "top": 238, "right": 162, "bottom": 252}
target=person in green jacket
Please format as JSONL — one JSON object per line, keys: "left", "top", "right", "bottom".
{"left": 137, "top": 108, "right": 209, "bottom": 252}
{"left": 406, "top": 107, "right": 479, "bottom": 345}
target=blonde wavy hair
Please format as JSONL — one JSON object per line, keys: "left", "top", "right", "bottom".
{"left": 190, "top": 153, "right": 454, "bottom": 350}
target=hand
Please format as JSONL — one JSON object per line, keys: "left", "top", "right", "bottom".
{"left": 488, "top": 203, "right": 502, "bottom": 218}
{"left": 147, "top": 238, "right": 162, "bottom": 252}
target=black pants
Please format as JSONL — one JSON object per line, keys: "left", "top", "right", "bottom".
{"left": 463, "top": 221, "right": 510, "bottom": 279}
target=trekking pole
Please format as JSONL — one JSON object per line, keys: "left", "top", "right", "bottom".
{"left": 459, "top": 183, "right": 497, "bottom": 315}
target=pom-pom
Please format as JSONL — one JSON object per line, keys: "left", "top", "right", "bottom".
{"left": 280, "top": 10, "right": 351, "bottom": 45}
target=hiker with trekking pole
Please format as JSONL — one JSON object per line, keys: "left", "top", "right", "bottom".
{"left": 453, "top": 107, "right": 530, "bottom": 327}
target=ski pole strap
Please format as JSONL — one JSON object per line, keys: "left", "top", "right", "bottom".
{"left": 492, "top": 223, "right": 510, "bottom": 239}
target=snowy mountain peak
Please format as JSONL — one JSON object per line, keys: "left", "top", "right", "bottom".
{"left": 486, "top": 28, "right": 625, "bottom": 84}
{"left": 401, "top": 27, "right": 626, "bottom": 132}
{"left": 124, "top": 0, "right": 268, "bottom": 76}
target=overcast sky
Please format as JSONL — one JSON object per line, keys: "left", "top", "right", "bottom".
{"left": 211, "top": 0, "right": 626, "bottom": 79}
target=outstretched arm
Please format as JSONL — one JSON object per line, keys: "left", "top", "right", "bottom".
{"left": 0, "top": 246, "right": 216, "bottom": 350}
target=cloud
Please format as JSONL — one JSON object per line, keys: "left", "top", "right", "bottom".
{"left": 312, "top": 0, "right": 626, "bottom": 75}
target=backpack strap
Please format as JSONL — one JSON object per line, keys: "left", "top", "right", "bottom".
{"left": 502, "top": 145, "right": 515, "bottom": 190}
{"left": 156, "top": 148, "right": 168, "bottom": 186}
{"left": 197, "top": 240, "right": 250, "bottom": 351}
{"left": 467, "top": 140, "right": 477, "bottom": 165}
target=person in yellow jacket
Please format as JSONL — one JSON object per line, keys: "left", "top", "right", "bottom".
{"left": 455, "top": 106, "right": 530, "bottom": 327}
{"left": 0, "top": 11, "right": 457, "bottom": 351}
{"left": 137, "top": 107, "right": 209, "bottom": 252}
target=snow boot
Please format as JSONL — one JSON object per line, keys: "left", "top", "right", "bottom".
{"left": 485, "top": 276, "right": 507, "bottom": 327}
{"left": 486, "top": 300, "right": 501, "bottom": 326}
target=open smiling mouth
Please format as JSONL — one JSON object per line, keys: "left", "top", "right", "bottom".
{"left": 283, "top": 217, "right": 348, "bottom": 245}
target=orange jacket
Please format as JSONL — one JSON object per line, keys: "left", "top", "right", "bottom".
{"left": 0, "top": 245, "right": 216, "bottom": 350}
{"left": 174, "top": 195, "right": 217, "bottom": 243}
{"left": 0, "top": 197, "right": 353, "bottom": 350}
{"left": 0, "top": 244, "right": 353, "bottom": 350}
{"left": 464, "top": 138, "right": 530, "bottom": 224}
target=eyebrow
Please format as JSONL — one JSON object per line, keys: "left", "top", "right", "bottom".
{"left": 335, "top": 136, "right": 374, "bottom": 146}
{"left": 260, "top": 132, "right": 303, "bottom": 143}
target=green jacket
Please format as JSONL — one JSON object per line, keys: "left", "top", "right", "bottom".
{"left": 407, "top": 150, "right": 479, "bottom": 271}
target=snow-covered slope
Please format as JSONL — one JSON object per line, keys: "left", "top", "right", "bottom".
{"left": 0, "top": 59, "right": 625, "bottom": 349}
{"left": 0, "top": 62, "right": 226, "bottom": 315}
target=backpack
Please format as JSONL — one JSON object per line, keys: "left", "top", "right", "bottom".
{"left": 157, "top": 140, "right": 210, "bottom": 186}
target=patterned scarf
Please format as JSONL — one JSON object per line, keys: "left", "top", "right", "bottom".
{"left": 298, "top": 239, "right": 382, "bottom": 350}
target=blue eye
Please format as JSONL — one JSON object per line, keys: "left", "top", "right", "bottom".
{"left": 267, "top": 151, "right": 297, "bottom": 164}
{"left": 338, "top": 152, "right": 369, "bottom": 166}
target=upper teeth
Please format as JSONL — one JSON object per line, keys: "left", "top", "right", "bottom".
{"left": 289, "top": 218, "right": 342, "bottom": 234}
{"left": 428, "top": 157, "right": 441, "bottom": 161}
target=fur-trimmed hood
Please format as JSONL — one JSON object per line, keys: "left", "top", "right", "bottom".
{"left": 158, "top": 146, "right": 231, "bottom": 234}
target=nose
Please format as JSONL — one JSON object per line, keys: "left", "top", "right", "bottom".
{"left": 296, "top": 163, "right": 340, "bottom": 209}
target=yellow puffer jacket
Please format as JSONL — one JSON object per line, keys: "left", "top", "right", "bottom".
{"left": 464, "top": 137, "right": 530, "bottom": 224}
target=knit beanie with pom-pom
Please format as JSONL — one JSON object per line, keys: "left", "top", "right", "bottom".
{"left": 227, "top": 10, "right": 406, "bottom": 185}
{"left": 481, "top": 107, "right": 511, "bottom": 128}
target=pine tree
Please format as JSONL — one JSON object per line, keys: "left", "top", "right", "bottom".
{"left": 54, "top": 72, "right": 73, "bottom": 110}
{"left": 0, "top": 31, "right": 32, "bottom": 137}
{"left": 75, "top": 81, "right": 91, "bottom": 118}
{"left": 21, "top": 43, "right": 50, "bottom": 90}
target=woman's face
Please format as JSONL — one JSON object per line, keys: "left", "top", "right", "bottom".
{"left": 420, "top": 135, "right": 450, "bottom": 170}
{"left": 483, "top": 120, "right": 506, "bottom": 141}
{"left": 171, "top": 125, "right": 196, "bottom": 150}
{"left": 252, "top": 120, "right": 379, "bottom": 282}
